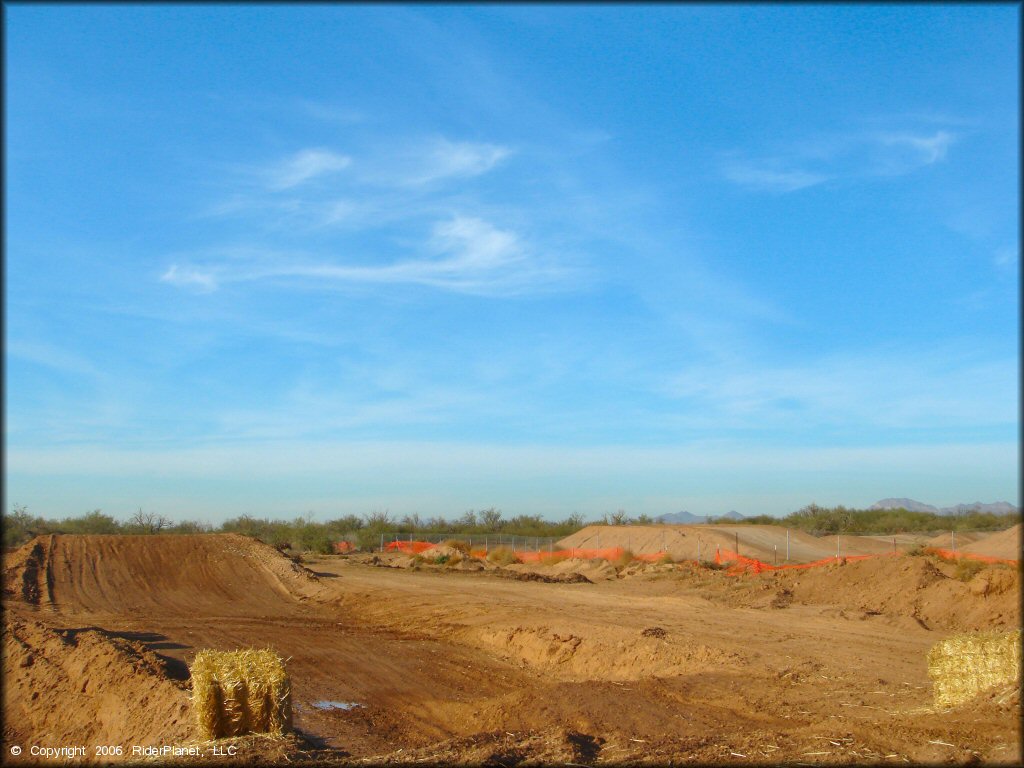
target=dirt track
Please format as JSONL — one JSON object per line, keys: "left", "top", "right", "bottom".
{"left": 3, "top": 533, "right": 1021, "bottom": 765}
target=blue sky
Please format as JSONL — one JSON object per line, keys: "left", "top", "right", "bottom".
{"left": 5, "top": 5, "right": 1019, "bottom": 522}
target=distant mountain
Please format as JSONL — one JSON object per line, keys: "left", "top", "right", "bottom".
{"left": 655, "top": 510, "right": 709, "bottom": 524}
{"left": 654, "top": 510, "right": 746, "bottom": 524}
{"left": 870, "top": 498, "right": 1019, "bottom": 516}
{"left": 938, "top": 502, "right": 1020, "bottom": 516}
{"left": 869, "top": 498, "right": 940, "bottom": 514}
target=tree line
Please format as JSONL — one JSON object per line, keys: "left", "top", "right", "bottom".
{"left": 708, "top": 504, "right": 1020, "bottom": 535}
{"left": 4, "top": 502, "right": 1017, "bottom": 553}
{"left": 1, "top": 505, "right": 592, "bottom": 553}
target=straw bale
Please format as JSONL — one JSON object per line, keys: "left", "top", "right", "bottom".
{"left": 927, "top": 629, "right": 1021, "bottom": 709}
{"left": 191, "top": 648, "right": 292, "bottom": 739}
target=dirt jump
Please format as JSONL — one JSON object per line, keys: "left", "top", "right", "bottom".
{"left": 3, "top": 530, "right": 1020, "bottom": 765}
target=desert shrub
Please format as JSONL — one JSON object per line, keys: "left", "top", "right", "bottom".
{"left": 487, "top": 546, "right": 517, "bottom": 566}
{"left": 433, "top": 553, "right": 451, "bottom": 565}
{"left": 58, "top": 510, "right": 122, "bottom": 535}
{"left": 442, "top": 539, "right": 471, "bottom": 555}
{"left": 906, "top": 543, "right": 928, "bottom": 557}
{"left": 442, "top": 554, "right": 464, "bottom": 568}
{"left": 700, "top": 559, "right": 727, "bottom": 571}
{"left": 955, "top": 558, "right": 986, "bottom": 582}
{"left": 658, "top": 553, "right": 675, "bottom": 565}
{"left": 613, "top": 549, "right": 636, "bottom": 569}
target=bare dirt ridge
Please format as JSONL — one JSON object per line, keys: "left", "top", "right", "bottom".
{"left": 3, "top": 532, "right": 1021, "bottom": 765}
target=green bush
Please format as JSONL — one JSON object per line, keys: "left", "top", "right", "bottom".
{"left": 487, "top": 547, "right": 517, "bottom": 566}
{"left": 955, "top": 558, "right": 986, "bottom": 582}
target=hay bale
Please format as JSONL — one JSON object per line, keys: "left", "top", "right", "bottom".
{"left": 190, "top": 648, "right": 292, "bottom": 739}
{"left": 927, "top": 630, "right": 1021, "bottom": 709}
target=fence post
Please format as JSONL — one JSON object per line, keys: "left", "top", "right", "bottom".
{"left": 786, "top": 529, "right": 790, "bottom": 562}
{"left": 892, "top": 537, "right": 896, "bottom": 554}
{"left": 952, "top": 530, "right": 955, "bottom": 552}
{"left": 837, "top": 534, "right": 840, "bottom": 560}
{"left": 485, "top": 535, "right": 488, "bottom": 554}
{"left": 380, "top": 532, "right": 384, "bottom": 553}
{"left": 697, "top": 538, "right": 701, "bottom": 562}
{"left": 512, "top": 536, "right": 515, "bottom": 553}
{"left": 735, "top": 532, "right": 739, "bottom": 555}
{"left": 774, "top": 544, "right": 777, "bottom": 565}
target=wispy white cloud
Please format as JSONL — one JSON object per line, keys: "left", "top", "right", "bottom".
{"left": 993, "top": 245, "right": 1019, "bottom": 272}
{"left": 7, "top": 340, "right": 102, "bottom": 379}
{"left": 268, "top": 148, "right": 352, "bottom": 189}
{"left": 160, "top": 264, "right": 221, "bottom": 292}
{"left": 875, "top": 130, "right": 953, "bottom": 165}
{"left": 662, "top": 348, "right": 1016, "bottom": 431}
{"left": 352, "top": 137, "right": 512, "bottom": 187}
{"left": 722, "top": 163, "right": 830, "bottom": 193}
{"left": 722, "top": 125, "right": 958, "bottom": 193}
{"left": 160, "top": 216, "right": 570, "bottom": 296}
{"left": 405, "top": 138, "right": 511, "bottom": 185}
{"left": 296, "top": 100, "right": 365, "bottom": 125}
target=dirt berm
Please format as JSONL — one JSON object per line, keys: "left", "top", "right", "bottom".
{"left": 4, "top": 533, "right": 325, "bottom": 618}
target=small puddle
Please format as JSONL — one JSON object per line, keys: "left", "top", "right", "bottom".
{"left": 312, "top": 700, "right": 363, "bottom": 711}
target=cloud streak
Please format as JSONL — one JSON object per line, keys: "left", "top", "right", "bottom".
{"left": 161, "top": 215, "right": 570, "bottom": 296}
{"left": 721, "top": 164, "right": 830, "bottom": 193}
{"left": 663, "top": 348, "right": 1016, "bottom": 431}
{"left": 268, "top": 148, "right": 352, "bottom": 189}
{"left": 722, "top": 127, "right": 958, "bottom": 193}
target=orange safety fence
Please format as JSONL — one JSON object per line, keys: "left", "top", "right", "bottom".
{"left": 384, "top": 541, "right": 668, "bottom": 563}
{"left": 713, "top": 548, "right": 891, "bottom": 575}
{"left": 925, "top": 548, "right": 1020, "bottom": 566}
{"left": 381, "top": 540, "right": 1019, "bottom": 572}
{"left": 385, "top": 540, "right": 438, "bottom": 555}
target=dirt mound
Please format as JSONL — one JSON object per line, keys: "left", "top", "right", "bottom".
{"left": 556, "top": 524, "right": 911, "bottom": 564}
{"left": 4, "top": 534, "right": 324, "bottom": 618}
{"left": 465, "top": 624, "right": 740, "bottom": 681}
{"left": 4, "top": 615, "right": 192, "bottom": 756}
{"left": 549, "top": 557, "right": 618, "bottom": 581}
{"left": 495, "top": 569, "right": 591, "bottom": 584}
{"left": 961, "top": 524, "right": 1022, "bottom": 560}
{"left": 770, "top": 555, "right": 1019, "bottom": 631}
{"left": 925, "top": 530, "right": 992, "bottom": 549}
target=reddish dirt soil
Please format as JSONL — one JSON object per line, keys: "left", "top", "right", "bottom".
{"left": 3, "top": 532, "right": 1020, "bottom": 765}
{"left": 959, "top": 524, "right": 1022, "bottom": 560}
{"left": 556, "top": 524, "right": 947, "bottom": 563}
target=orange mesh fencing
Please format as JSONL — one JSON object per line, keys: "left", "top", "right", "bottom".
{"left": 385, "top": 540, "right": 437, "bottom": 555}
{"left": 925, "top": 548, "right": 1019, "bottom": 566}
{"left": 332, "top": 541, "right": 355, "bottom": 554}
{"left": 713, "top": 548, "right": 889, "bottom": 575}
{"left": 380, "top": 539, "right": 1019, "bottom": 572}
{"left": 383, "top": 541, "right": 669, "bottom": 564}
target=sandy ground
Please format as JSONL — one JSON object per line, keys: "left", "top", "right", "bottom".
{"left": 555, "top": 524, "right": 974, "bottom": 563}
{"left": 960, "top": 524, "right": 1022, "bottom": 560}
{"left": 2, "top": 533, "right": 1020, "bottom": 765}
